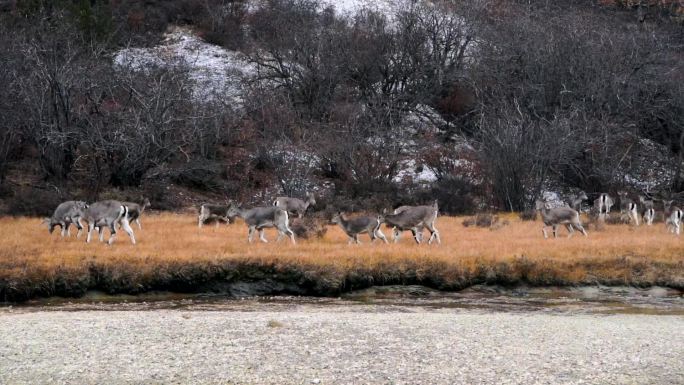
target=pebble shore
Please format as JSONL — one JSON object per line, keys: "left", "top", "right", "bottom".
{"left": 0, "top": 307, "right": 682, "bottom": 384}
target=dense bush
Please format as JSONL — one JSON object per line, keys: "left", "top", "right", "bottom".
{"left": 6, "top": 187, "right": 72, "bottom": 217}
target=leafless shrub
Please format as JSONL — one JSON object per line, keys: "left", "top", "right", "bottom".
{"left": 6, "top": 187, "right": 68, "bottom": 217}
{"left": 290, "top": 216, "right": 328, "bottom": 239}
{"left": 519, "top": 210, "right": 538, "bottom": 221}
{"left": 490, "top": 219, "right": 510, "bottom": 231}
{"left": 472, "top": 2, "right": 683, "bottom": 202}
{"left": 198, "top": 1, "right": 248, "bottom": 49}
{"left": 584, "top": 208, "right": 607, "bottom": 231}
{"left": 476, "top": 107, "right": 583, "bottom": 211}
{"left": 605, "top": 215, "right": 631, "bottom": 225}
{"left": 0, "top": 24, "right": 20, "bottom": 186}
{"left": 477, "top": 214, "right": 498, "bottom": 228}
{"left": 462, "top": 213, "right": 505, "bottom": 230}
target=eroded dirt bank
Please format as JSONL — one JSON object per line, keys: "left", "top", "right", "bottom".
{"left": 1, "top": 256, "right": 683, "bottom": 303}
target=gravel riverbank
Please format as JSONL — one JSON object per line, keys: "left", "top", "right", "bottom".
{"left": 0, "top": 306, "right": 682, "bottom": 384}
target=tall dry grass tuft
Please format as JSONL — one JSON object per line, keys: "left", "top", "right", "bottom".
{"left": 0, "top": 213, "right": 682, "bottom": 301}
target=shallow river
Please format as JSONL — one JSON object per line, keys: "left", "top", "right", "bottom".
{"left": 5, "top": 284, "right": 683, "bottom": 315}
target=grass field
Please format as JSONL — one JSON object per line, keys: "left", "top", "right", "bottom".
{"left": 0, "top": 213, "right": 682, "bottom": 301}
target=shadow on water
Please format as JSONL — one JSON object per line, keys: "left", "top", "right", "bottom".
{"left": 3, "top": 285, "right": 683, "bottom": 315}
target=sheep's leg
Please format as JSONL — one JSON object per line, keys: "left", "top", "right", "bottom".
{"left": 86, "top": 223, "right": 95, "bottom": 243}
{"left": 281, "top": 224, "right": 296, "bottom": 244}
{"left": 375, "top": 228, "right": 389, "bottom": 244}
{"left": 633, "top": 209, "right": 640, "bottom": 226}
{"left": 578, "top": 223, "right": 588, "bottom": 236}
{"left": 247, "top": 226, "right": 255, "bottom": 243}
{"left": 76, "top": 218, "right": 83, "bottom": 238}
{"left": 107, "top": 223, "right": 117, "bottom": 245}
{"left": 565, "top": 223, "right": 574, "bottom": 238}
{"left": 136, "top": 218, "right": 142, "bottom": 230}
{"left": 99, "top": 226, "right": 106, "bottom": 242}
{"left": 259, "top": 228, "right": 268, "bottom": 243}
{"left": 426, "top": 223, "right": 440, "bottom": 245}
{"left": 120, "top": 218, "right": 136, "bottom": 245}
{"left": 411, "top": 228, "right": 421, "bottom": 244}
{"left": 277, "top": 222, "right": 295, "bottom": 244}
{"left": 542, "top": 226, "right": 548, "bottom": 239}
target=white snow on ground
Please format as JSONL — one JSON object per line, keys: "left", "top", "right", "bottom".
{"left": 394, "top": 159, "right": 438, "bottom": 184}
{"left": 114, "top": 27, "right": 255, "bottom": 102}
{"left": 403, "top": 104, "right": 447, "bottom": 133}
{"left": 320, "top": 0, "right": 396, "bottom": 17}
{"left": 246, "top": 0, "right": 398, "bottom": 20}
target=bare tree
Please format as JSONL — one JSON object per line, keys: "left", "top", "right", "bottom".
{"left": 476, "top": 104, "right": 581, "bottom": 211}
{"left": 12, "top": 17, "right": 94, "bottom": 180}
{"left": 0, "top": 24, "right": 20, "bottom": 185}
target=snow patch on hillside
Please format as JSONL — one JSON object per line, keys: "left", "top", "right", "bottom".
{"left": 394, "top": 160, "right": 438, "bottom": 184}
{"left": 320, "top": 0, "right": 396, "bottom": 17}
{"left": 114, "top": 27, "right": 254, "bottom": 101}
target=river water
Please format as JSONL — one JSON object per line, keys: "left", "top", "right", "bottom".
{"left": 5, "top": 285, "right": 683, "bottom": 315}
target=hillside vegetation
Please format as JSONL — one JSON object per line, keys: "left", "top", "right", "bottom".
{"left": 0, "top": 0, "right": 682, "bottom": 215}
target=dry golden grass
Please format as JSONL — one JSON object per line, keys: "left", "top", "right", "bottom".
{"left": 0, "top": 213, "right": 682, "bottom": 301}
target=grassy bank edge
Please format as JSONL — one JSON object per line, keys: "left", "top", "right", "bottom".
{"left": 1, "top": 255, "right": 682, "bottom": 303}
